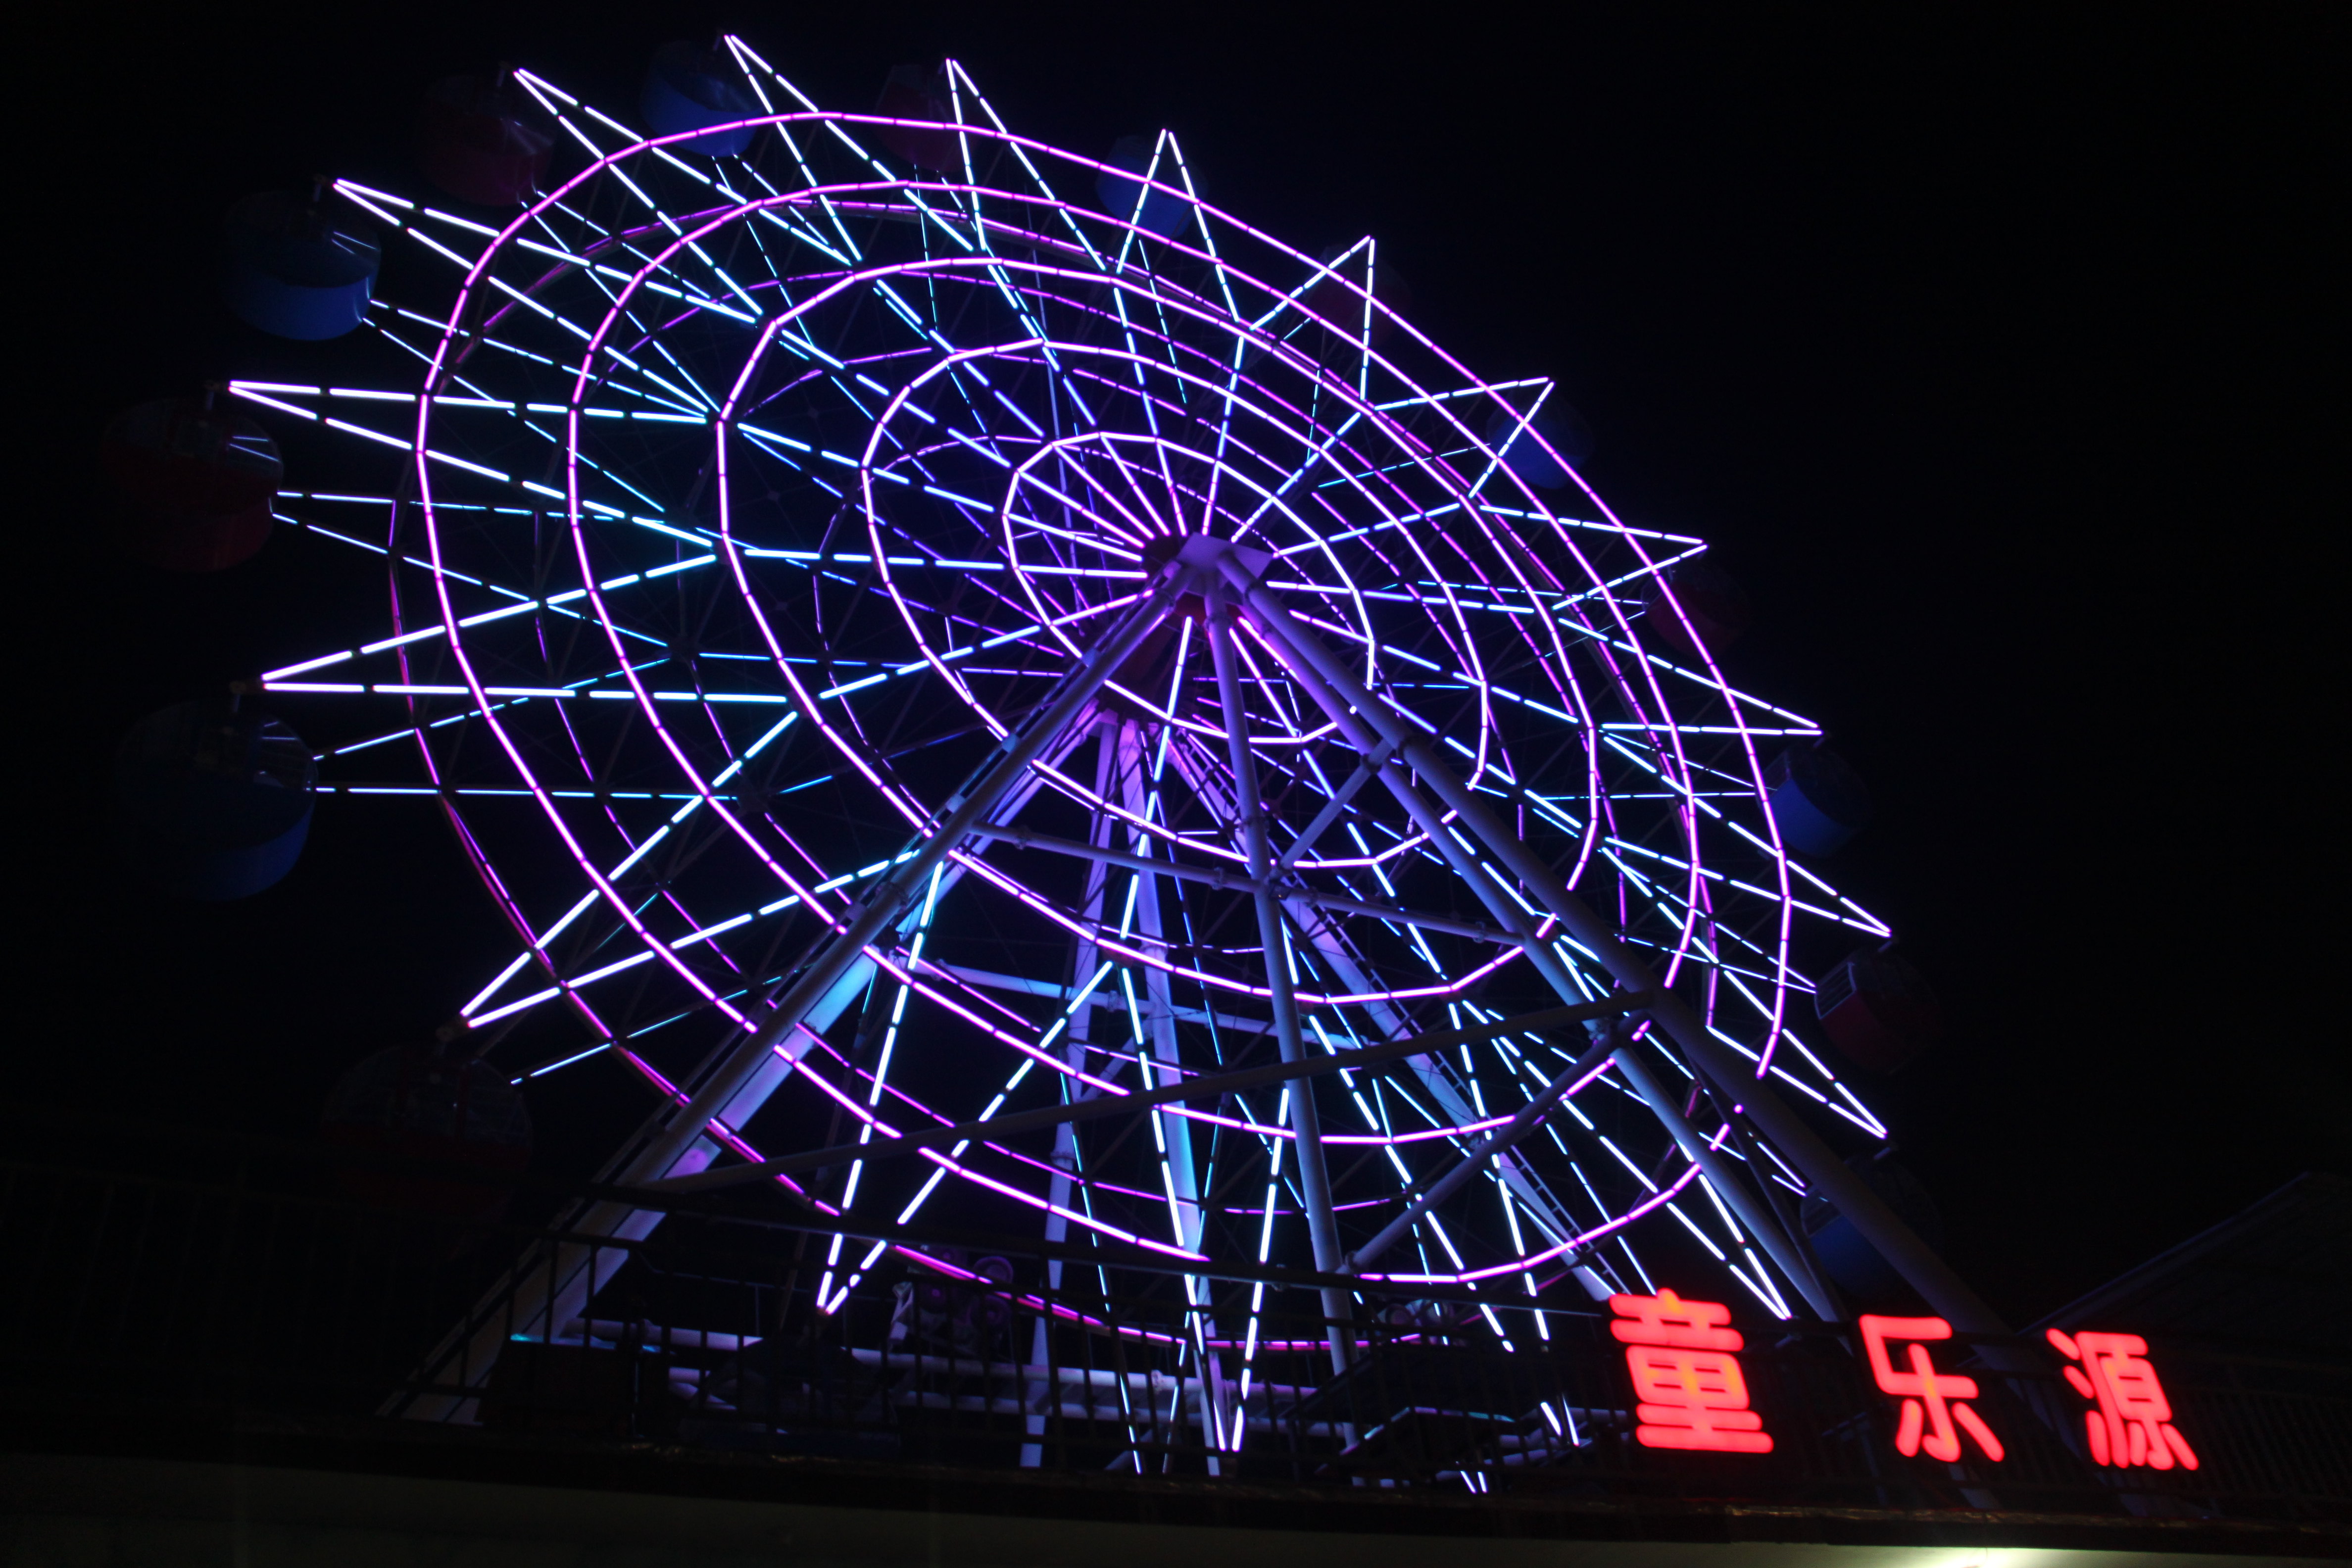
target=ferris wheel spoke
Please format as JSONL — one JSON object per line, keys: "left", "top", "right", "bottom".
{"left": 365, "top": 181, "right": 759, "bottom": 340}
{"left": 493, "top": 719, "right": 1096, "bottom": 1099}
{"left": 598, "top": 583, "right": 1184, "bottom": 1152}
{"left": 458, "top": 757, "right": 882, "bottom": 1028}
{"left": 233, "top": 393, "right": 717, "bottom": 553}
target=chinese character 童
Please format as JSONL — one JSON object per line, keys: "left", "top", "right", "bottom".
{"left": 2046, "top": 1328, "right": 2199, "bottom": 1471}
{"left": 1858, "top": 1314, "right": 2005, "bottom": 1463}
{"left": 1609, "top": 1289, "right": 1773, "bottom": 1453}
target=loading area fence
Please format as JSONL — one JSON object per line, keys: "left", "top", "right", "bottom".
{"left": 1, "top": 1134, "right": 2343, "bottom": 1526}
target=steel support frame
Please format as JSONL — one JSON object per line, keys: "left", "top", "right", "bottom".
{"left": 630, "top": 562, "right": 1200, "bottom": 1195}
{"left": 398, "top": 563, "right": 1205, "bottom": 1419}
{"left": 1235, "top": 614, "right": 1834, "bottom": 1320}
{"left": 1112, "top": 715, "right": 1235, "bottom": 1460}
{"left": 1216, "top": 545, "right": 2007, "bottom": 1334}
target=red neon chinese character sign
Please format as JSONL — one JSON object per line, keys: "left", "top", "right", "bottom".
{"left": 2046, "top": 1328, "right": 2199, "bottom": 1470}
{"left": 1608, "top": 1289, "right": 1773, "bottom": 1453}
{"left": 1858, "top": 1315, "right": 2005, "bottom": 1463}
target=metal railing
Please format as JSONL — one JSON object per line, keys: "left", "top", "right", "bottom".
{"left": 1, "top": 1140, "right": 2343, "bottom": 1522}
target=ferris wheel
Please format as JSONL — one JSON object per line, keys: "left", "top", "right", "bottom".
{"left": 223, "top": 38, "right": 1994, "bottom": 1420}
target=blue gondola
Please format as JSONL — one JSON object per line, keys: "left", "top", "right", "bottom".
{"left": 1485, "top": 403, "right": 1594, "bottom": 490}
{"left": 1803, "top": 1159, "right": 1945, "bottom": 1305}
{"left": 222, "top": 191, "right": 379, "bottom": 341}
{"left": 1766, "top": 745, "right": 1871, "bottom": 855}
{"left": 641, "top": 41, "right": 759, "bottom": 156}
{"left": 1095, "top": 135, "right": 1189, "bottom": 239}
{"left": 114, "top": 701, "right": 316, "bottom": 899}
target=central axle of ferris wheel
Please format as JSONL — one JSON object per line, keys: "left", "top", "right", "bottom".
{"left": 398, "top": 536, "right": 2004, "bottom": 1420}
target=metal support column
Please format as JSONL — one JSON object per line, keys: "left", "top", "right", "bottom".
{"left": 1208, "top": 590, "right": 1353, "bottom": 1372}
{"left": 1023, "top": 721, "right": 1119, "bottom": 1468}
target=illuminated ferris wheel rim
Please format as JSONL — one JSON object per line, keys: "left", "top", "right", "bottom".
{"left": 378, "top": 117, "right": 1787, "bottom": 956}
{"left": 220, "top": 41, "right": 1963, "bottom": 1373}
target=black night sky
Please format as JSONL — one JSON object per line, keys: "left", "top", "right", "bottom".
{"left": 29, "top": 4, "right": 2338, "bottom": 1329}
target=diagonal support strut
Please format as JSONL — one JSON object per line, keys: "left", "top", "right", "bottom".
{"left": 1214, "top": 544, "right": 2007, "bottom": 1334}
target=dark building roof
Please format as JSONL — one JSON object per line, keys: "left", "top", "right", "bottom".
{"left": 2030, "top": 1172, "right": 2352, "bottom": 1359}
